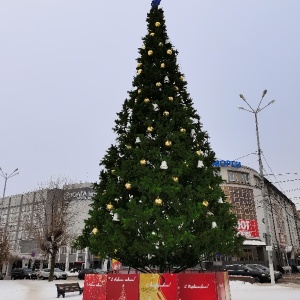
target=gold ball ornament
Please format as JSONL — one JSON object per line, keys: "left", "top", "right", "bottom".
{"left": 155, "top": 22, "right": 161, "bottom": 27}
{"left": 180, "top": 128, "right": 186, "bottom": 133}
{"left": 167, "top": 49, "right": 173, "bottom": 55}
{"left": 125, "top": 182, "right": 132, "bottom": 190}
{"left": 165, "top": 140, "right": 172, "bottom": 147}
{"left": 140, "top": 159, "right": 147, "bottom": 166}
{"left": 92, "top": 228, "right": 98, "bottom": 235}
{"left": 147, "top": 126, "right": 154, "bottom": 132}
{"left": 180, "top": 75, "right": 185, "bottom": 81}
{"left": 106, "top": 203, "right": 114, "bottom": 211}
{"left": 168, "top": 96, "right": 174, "bottom": 101}
{"left": 137, "top": 69, "right": 142, "bottom": 75}
{"left": 172, "top": 176, "right": 179, "bottom": 182}
{"left": 175, "top": 86, "right": 179, "bottom": 91}
{"left": 156, "top": 82, "right": 162, "bottom": 87}
{"left": 137, "top": 62, "right": 142, "bottom": 67}
{"left": 144, "top": 98, "right": 150, "bottom": 103}
{"left": 202, "top": 200, "right": 209, "bottom": 207}
{"left": 196, "top": 150, "right": 202, "bottom": 156}
{"left": 160, "top": 63, "right": 165, "bottom": 68}
{"left": 148, "top": 50, "right": 153, "bottom": 56}
{"left": 155, "top": 197, "right": 163, "bottom": 205}
{"left": 163, "top": 111, "right": 170, "bottom": 117}
{"left": 150, "top": 32, "right": 155, "bottom": 36}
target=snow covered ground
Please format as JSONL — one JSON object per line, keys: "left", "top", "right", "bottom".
{"left": 0, "top": 278, "right": 299, "bottom": 299}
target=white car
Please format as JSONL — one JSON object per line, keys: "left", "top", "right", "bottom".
{"left": 40, "top": 268, "right": 68, "bottom": 280}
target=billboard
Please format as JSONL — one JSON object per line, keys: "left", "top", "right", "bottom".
{"left": 237, "top": 219, "right": 259, "bottom": 239}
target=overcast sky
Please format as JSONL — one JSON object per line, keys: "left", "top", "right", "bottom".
{"left": 1, "top": 0, "right": 300, "bottom": 207}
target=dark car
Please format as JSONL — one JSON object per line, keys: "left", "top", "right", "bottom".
{"left": 224, "top": 264, "right": 270, "bottom": 283}
{"left": 0, "top": 272, "right": 4, "bottom": 280}
{"left": 247, "top": 264, "right": 282, "bottom": 282}
{"left": 78, "top": 269, "right": 97, "bottom": 280}
{"left": 11, "top": 268, "right": 37, "bottom": 280}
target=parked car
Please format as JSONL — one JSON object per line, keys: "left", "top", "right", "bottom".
{"left": 11, "top": 268, "right": 37, "bottom": 280}
{"left": 78, "top": 269, "right": 98, "bottom": 280}
{"left": 247, "top": 264, "right": 282, "bottom": 282}
{"left": 39, "top": 268, "right": 68, "bottom": 280}
{"left": 0, "top": 272, "right": 4, "bottom": 280}
{"left": 224, "top": 264, "right": 270, "bottom": 283}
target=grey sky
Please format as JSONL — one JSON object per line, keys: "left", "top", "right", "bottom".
{"left": 1, "top": 1, "right": 300, "bottom": 207}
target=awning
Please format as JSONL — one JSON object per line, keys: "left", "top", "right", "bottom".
{"left": 243, "top": 240, "right": 266, "bottom": 246}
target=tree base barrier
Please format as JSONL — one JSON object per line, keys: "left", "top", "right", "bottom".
{"left": 83, "top": 272, "right": 231, "bottom": 300}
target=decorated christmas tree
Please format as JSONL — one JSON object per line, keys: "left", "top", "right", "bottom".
{"left": 76, "top": 1, "right": 243, "bottom": 273}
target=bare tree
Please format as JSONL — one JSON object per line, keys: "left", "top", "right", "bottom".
{"left": 0, "top": 226, "right": 11, "bottom": 270}
{"left": 23, "top": 177, "right": 79, "bottom": 281}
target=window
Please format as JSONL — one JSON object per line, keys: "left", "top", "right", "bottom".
{"left": 240, "top": 173, "right": 249, "bottom": 184}
{"left": 228, "top": 171, "right": 238, "bottom": 182}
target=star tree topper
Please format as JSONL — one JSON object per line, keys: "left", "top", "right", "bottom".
{"left": 151, "top": 0, "right": 161, "bottom": 8}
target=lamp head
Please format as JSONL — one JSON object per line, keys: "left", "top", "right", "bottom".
{"left": 239, "top": 94, "right": 245, "bottom": 101}
{"left": 262, "top": 89, "right": 267, "bottom": 98}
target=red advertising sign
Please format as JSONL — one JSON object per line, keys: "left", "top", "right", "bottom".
{"left": 237, "top": 219, "right": 259, "bottom": 239}
{"left": 107, "top": 274, "right": 139, "bottom": 300}
{"left": 178, "top": 273, "right": 217, "bottom": 300}
{"left": 139, "top": 273, "right": 177, "bottom": 300}
{"left": 83, "top": 274, "right": 107, "bottom": 300}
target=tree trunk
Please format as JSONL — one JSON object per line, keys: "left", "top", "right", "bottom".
{"left": 48, "top": 250, "right": 57, "bottom": 282}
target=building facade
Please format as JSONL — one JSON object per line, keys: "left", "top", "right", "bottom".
{"left": 218, "top": 163, "right": 300, "bottom": 268}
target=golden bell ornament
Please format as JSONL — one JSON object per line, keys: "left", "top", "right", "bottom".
{"left": 159, "top": 42, "right": 164, "bottom": 46}
{"left": 125, "top": 144, "right": 132, "bottom": 149}
{"left": 148, "top": 50, "right": 153, "bottom": 56}
{"left": 165, "top": 140, "right": 172, "bottom": 147}
{"left": 196, "top": 150, "right": 202, "bottom": 156}
{"left": 137, "top": 62, "right": 142, "bottom": 67}
{"left": 150, "top": 32, "right": 155, "bottom": 36}
{"left": 144, "top": 98, "right": 150, "bottom": 103}
{"left": 111, "top": 169, "right": 116, "bottom": 174}
{"left": 138, "top": 89, "right": 142, "bottom": 94}
{"left": 156, "top": 82, "right": 162, "bottom": 87}
{"left": 140, "top": 159, "right": 147, "bottom": 166}
{"left": 147, "top": 126, "right": 154, "bottom": 132}
{"left": 180, "top": 128, "right": 186, "bottom": 133}
{"left": 180, "top": 75, "right": 184, "bottom": 81}
{"left": 202, "top": 200, "right": 209, "bottom": 207}
{"left": 106, "top": 203, "right": 114, "bottom": 211}
{"left": 168, "top": 96, "right": 173, "bottom": 101}
{"left": 155, "top": 22, "right": 161, "bottom": 27}
{"left": 163, "top": 111, "right": 169, "bottom": 117}
{"left": 167, "top": 49, "right": 173, "bottom": 55}
{"left": 137, "top": 69, "right": 142, "bottom": 75}
{"left": 161, "top": 63, "right": 165, "bottom": 68}
{"left": 172, "top": 176, "right": 179, "bottom": 182}
{"left": 125, "top": 182, "right": 132, "bottom": 190}
{"left": 155, "top": 197, "right": 163, "bottom": 206}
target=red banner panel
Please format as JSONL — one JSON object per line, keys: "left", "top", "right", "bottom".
{"left": 178, "top": 273, "right": 217, "bottom": 300}
{"left": 139, "top": 273, "right": 178, "bottom": 300}
{"left": 237, "top": 219, "right": 259, "bottom": 238}
{"left": 83, "top": 274, "right": 107, "bottom": 300}
{"left": 107, "top": 274, "right": 139, "bottom": 300}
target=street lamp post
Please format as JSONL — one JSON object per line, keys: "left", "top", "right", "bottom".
{"left": 0, "top": 168, "right": 19, "bottom": 199}
{"left": 238, "top": 90, "right": 276, "bottom": 285}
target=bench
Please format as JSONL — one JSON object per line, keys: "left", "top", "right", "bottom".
{"left": 55, "top": 282, "right": 83, "bottom": 298}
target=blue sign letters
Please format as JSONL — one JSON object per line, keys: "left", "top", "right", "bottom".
{"left": 213, "top": 160, "right": 242, "bottom": 168}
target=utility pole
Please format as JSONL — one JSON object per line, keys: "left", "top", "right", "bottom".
{"left": 238, "top": 90, "right": 276, "bottom": 285}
